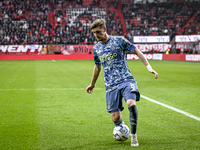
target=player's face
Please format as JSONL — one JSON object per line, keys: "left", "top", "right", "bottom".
{"left": 92, "top": 27, "right": 106, "bottom": 42}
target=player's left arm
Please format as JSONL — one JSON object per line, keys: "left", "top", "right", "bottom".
{"left": 133, "top": 48, "right": 158, "bottom": 79}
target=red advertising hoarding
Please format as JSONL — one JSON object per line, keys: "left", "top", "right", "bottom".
{"left": 0, "top": 45, "right": 200, "bottom": 62}
{"left": 0, "top": 44, "right": 171, "bottom": 55}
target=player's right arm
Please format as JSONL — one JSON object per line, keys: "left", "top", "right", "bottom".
{"left": 86, "top": 64, "right": 101, "bottom": 94}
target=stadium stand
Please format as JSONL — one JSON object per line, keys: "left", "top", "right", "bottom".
{"left": 0, "top": 0, "right": 199, "bottom": 46}
{"left": 121, "top": 1, "right": 200, "bottom": 41}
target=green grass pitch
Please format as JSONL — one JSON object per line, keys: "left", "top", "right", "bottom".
{"left": 0, "top": 59, "right": 199, "bottom": 150}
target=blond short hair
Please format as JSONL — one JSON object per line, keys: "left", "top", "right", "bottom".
{"left": 90, "top": 19, "right": 106, "bottom": 30}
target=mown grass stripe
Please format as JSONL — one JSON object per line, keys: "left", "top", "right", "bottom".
{"left": 1, "top": 88, "right": 199, "bottom": 121}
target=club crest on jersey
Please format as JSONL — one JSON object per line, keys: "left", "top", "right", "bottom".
{"left": 97, "top": 49, "right": 102, "bottom": 54}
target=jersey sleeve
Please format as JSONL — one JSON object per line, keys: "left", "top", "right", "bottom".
{"left": 118, "top": 36, "right": 136, "bottom": 53}
{"left": 93, "top": 48, "right": 101, "bottom": 66}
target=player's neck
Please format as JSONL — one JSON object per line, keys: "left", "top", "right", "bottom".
{"left": 101, "top": 34, "right": 109, "bottom": 44}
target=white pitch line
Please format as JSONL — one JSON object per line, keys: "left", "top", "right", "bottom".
{"left": 141, "top": 95, "right": 200, "bottom": 121}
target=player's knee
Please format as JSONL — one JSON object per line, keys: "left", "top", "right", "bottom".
{"left": 112, "top": 115, "right": 121, "bottom": 123}
{"left": 126, "top": 99, "right": 136, "bottom": 107}
{"left": 112, "top": 112, "right": 121, "bottom": 123}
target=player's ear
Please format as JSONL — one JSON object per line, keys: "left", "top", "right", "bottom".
{"left": 104, "top": 27, "right": 107, "bottom": 32}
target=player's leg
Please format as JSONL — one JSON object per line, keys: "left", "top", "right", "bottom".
{"left": 122, "top": 81, "right": 140, "bottom": 146}
{"left": 106, "top": 88, "right": 124, "bottom": 126}
{"left": 127, "top": 99, "right": 138, "bottom": 135}
{"left": 122, "top": 84, "right": 139, "bottom": 136}
{"left": 127, "top": 99, "right": 139, "bottom": 146}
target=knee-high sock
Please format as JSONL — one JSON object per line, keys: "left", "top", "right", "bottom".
{"left": 128, "top": 105, "right": 138, "bottom": 134}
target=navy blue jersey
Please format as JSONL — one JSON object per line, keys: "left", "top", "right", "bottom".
{"left": 93, "top": 36, "right": 137, "bottom": 92}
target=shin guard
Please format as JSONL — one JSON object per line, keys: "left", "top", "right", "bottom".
{"left": 128, "top": 105, "right": 138, "bottom": 134}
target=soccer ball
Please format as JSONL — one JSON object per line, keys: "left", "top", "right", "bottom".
{"left": 113, "top": 124, "right": 130, "bottom": 141}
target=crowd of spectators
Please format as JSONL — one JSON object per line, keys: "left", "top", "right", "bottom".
{"left": 184, "top": 8, "right": 200, "bottom": 35}
{"left": 0, "top": 0, "right": 121, "bottom": 45}
{"left": 0, "top": 0, "right": 51, "bottom": 45}
{"left": 0, "top": 0, "right": 199, "bottom": 45}
{"left": 50, "top": 0, "right": 121, "bottom": 45}
{"left": 122, "top": 1, "right": 200, "bottom": 42}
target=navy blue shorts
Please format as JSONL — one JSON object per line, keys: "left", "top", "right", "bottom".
{"left": 106, "top": 81, "right": 140, "bottom": 113}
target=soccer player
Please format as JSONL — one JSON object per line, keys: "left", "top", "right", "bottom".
{"left": 86, "top": 19, "right": 158, "bottom": 147}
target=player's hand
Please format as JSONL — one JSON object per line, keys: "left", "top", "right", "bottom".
{"left": 146, "top": 65, "right": 158, "bottom": 79}
{"left": 149, "top": 69, "right": 159, "bottom": 79}
{"left": 86, "top": 84, "right": 95, "bottom": 94}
